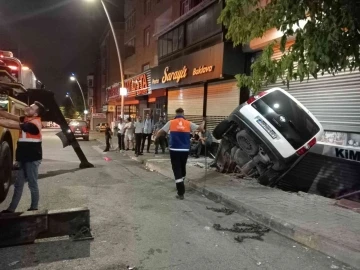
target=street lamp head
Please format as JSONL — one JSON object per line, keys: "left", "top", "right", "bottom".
{"left": 70, "top": 76, "right": 76, "bottom": 81}
{"left": 120, "top": 87, "right": 127, "bottom": 96}
{"left": 84, "top": 109, "right": 89, "bottom": 114}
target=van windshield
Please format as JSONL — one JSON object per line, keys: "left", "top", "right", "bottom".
{"left": 251, "top": 90, "right": 320, "bottom": 149}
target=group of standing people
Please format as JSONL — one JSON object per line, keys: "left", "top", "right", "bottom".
{"left": 106, "top": 114, "right": 168, "bottom": 157}
{"left": 104, "top": 108, "right": 208, "bottom": 200}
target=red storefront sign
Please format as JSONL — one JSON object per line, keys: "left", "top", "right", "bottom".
{"left": 106, "top": 70, "right": 151, "bottom": 100}
{"left": 107, "top": 83, "right": 120, "bottom": 100}
{"left": 125, "top": 70, "right": 151, "bottom": 97}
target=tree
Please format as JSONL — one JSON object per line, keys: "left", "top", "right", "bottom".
{"left": 219, "top": 0, "right": 360, "bottom": 93}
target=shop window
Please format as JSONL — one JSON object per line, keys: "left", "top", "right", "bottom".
{"left": 145, "top": 0, "right": 151, "bottom": 15}
{"left": 88, "top": 78, "right": 93, "bottom": 87}
{"left": 125, "top": 38, "right": 136, "bottom": 58}
{"left": 158, "top": 25, "right": 184, "bottom": 58}
{"left": 142, "top": 63, "right": 150, "bottom": 71}
{"left": 180, "top": 0, "right": 204, "bottom": 16}
{"left": 320, "top": 131, "right": 360, "bottom": 148}
{"left": 125, "top": 11, "right": 135, "bottom": 32}
{"left": 144, "top": 26, "right": 151, "bottom": 47}
{"left": 180, "top": 0, "right": 190, "bottom": 16}
{"left": 185, "top": 3, "right": 222, "bottom": 46}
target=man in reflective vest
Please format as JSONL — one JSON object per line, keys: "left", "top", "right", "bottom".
{"left": 0, "top": 101, "right": 46, "bottom": 213}
{"left": 156, "top": 108, "right": 204, "bottom": 200}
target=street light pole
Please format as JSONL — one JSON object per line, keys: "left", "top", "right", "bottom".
{"left": 70, "top": 75, "right": 87, "bottom": 120}
{"left": 100, "top": 0, "right": 125, "bottom": 119}
{"left": 66, "top": 93, "right": 75, "bottom": 107}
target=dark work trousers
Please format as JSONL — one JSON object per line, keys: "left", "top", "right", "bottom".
{"left": 135, "top": 133, "right": 142, "bottom": 155}
{"left": 170, "top": 150, "right": 189, "bottom": 196}
{"left": 141, "top": 133, "right": 152, "bottom": 153}
{"left": 155, "top": 136, "right": 166, "bottom": 153}
{"left": 196, "top": 141, "right": 211, "bottom": 156}
{"left": 105, "top": 136, "right": 111, "bottom": 151}
{"left": 117, "top": 133, "right": 125, "bottom": 150}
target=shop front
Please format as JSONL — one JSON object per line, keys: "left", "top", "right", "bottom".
{"left": 150, "top": 42, "right": 244, "bottom": 130}
{"left": 106, "top": 70, "right": 158, "bottom": 122}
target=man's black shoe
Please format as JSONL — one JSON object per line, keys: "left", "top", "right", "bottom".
{"left": 1, "top": 209, "right": 14, "bottom": 214}
{"left": 154, "top": 151, "right": 158, "bottom": 155}
{"left": 139, "top": 153, "right": 144, "bottom": 156}
{"left": 176, "top": 195, "right": 184, "bottom": 200}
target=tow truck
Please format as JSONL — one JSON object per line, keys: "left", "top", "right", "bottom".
{"left": 0, "top": 51, "right": 94, "bottom": 247}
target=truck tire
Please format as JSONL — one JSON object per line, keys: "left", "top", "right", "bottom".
{"left": 0, "top": 141, "right": 12, "bottom": 203}
{"left": 213, "top": 119, "right": 231, "bottom": 140}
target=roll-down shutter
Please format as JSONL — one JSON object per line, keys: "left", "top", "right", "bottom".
{"left": 206, "top": 80, "right": 240, "bottom": 132}
{"left": 167, "top": 86, "right": 204, "bottom": 124}
{"left": 262, "top": 44, "right": 360, "bottom": 133}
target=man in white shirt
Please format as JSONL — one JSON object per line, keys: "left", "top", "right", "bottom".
{"left": 124, "top": 117, "right": 135, "bottom": 151}
{"left": 141, "top": 113, "right": 154, "bottom": 153}
{"left": 134, "top": 115, "right": 144, "bottom": 156}
{"left": 117, "top": 118, "right": 126, "bottom": 152}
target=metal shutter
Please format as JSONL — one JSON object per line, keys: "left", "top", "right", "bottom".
{"left": 167, "top": 86, "right": 204, "bottom": 124}
{"left": 263, "top": 71, "right": 360, "bottom": 133}
{"left": 262, "top": 44, "right": 360, "bottom": 133}
{"left": 206, "top": 80, "right": 240, "bottom": 132}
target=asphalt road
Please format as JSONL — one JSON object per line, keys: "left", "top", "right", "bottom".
{"left": 0, "top": 130, "right": 354, "bottom": 270}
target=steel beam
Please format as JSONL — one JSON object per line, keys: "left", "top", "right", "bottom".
{"left": 0, "top": 207, "right": 93, "bottom": 248}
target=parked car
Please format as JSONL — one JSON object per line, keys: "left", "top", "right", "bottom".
{"left": 69, "top": 120, "right": 89, "bottom": 141}
{"left": 212, "top": 87, "right": 324, "bottom": 186}
{"left": 96, "top": 122, "right": 107, "bottom": 132}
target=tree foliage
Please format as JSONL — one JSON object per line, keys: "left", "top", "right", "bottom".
{"left": 219, "top": 0, "right": 360, "bottom": 93}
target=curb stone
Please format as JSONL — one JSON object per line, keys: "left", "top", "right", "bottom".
{"left": 96, "top": 138, "right": 360, "bottom": 269}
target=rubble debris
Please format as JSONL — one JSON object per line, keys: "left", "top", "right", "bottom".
{"left": 206, "top": 206, "right": 235, "bottom": 215}
{"left": 8, "top": 261, "right": 20, "bottom": 266}
{"left": 213, "top": 222, "right": 270, "bottom": 243}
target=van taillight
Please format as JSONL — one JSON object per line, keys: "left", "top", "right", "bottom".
{"left": 296, "top": 137, "right": 317, "bottom": 156}
{"left": 246, "top": 91, "right": 268, "bottom": 104}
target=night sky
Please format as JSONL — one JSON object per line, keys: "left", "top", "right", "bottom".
{"left": 0, "top": 0, "right": 110, "bottom": 103}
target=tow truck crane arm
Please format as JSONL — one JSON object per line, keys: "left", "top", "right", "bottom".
{"left": 0, "top": 70, "right": 93, "bottom": 169}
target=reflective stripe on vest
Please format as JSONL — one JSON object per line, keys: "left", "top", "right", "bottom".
{"left": 18, "top": 117, "right": 42, "bottom": 143}
{"left": 169, "top": 117, "right": 191, "bottom": 151}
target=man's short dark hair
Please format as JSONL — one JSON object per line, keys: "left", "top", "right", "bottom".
{"left": 34, "top": 101, "right": 46, "bottom": 116}
{"left": 175, "top": 108, "right": 184, "bottom": 114}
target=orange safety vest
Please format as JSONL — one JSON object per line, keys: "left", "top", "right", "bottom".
{"left": 18, "top": 117, "right": 42, "bottom": 143}
{"left": 169, "top": 116, "right": 191, "bottom": 151}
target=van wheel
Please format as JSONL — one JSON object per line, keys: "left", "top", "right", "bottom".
{"left": 213, "top": 119, "right": 231, "bottom": 140}
{"left": 236, "top": 129, "right": 259, "bottom": 156}
{"left": 0, "top": 141, "right": 13, "bottom": 203}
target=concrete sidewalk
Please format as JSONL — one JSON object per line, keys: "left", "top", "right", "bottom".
{"left": 96, "top": 136, "right": 360, "bottom": 269}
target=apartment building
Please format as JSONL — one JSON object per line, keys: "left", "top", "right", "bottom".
{"left": 106, "top": 0, "right": 216, "bottom": 123}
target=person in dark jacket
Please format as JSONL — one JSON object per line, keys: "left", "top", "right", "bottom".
{"left": 104, "top": 123, "right": 112, "bottom": 152}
